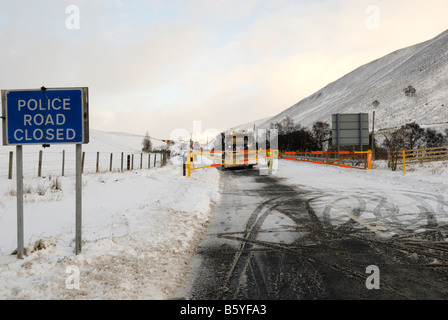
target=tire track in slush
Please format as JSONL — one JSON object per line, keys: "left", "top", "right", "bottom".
{"left": 223, "top": 178, "right": 387, "bottom": 298}
{"left": 219, "top": 193, "right": 413, "bottom": 299}
{"left": 189, "top": 169, "right": 448, "bottom": 299}
{"left": 220, "top": 197, "right": 282, "bottom": 299}
{"left": 217, "top": 173, "right": 386, "bottom": 299}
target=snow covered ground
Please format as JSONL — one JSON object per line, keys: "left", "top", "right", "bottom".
{"left": 0, "top": 129, "right": 222, "bottom": 299}
{"left": 0, "top": 160, "right": 221, "bottom": 299}
{"left": 0, "top": 136, "right": 447, "bottom": 299}
{"left": 275, "top": 159, "right": 448, "bottom": 240}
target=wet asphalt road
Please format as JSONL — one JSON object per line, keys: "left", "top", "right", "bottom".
{"left": 186, "top": 167, "right": 448, "bottom": 300}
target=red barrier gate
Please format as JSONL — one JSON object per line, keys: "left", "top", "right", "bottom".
{"left": 281, "top": 150, "right": 372, "bottom": 170}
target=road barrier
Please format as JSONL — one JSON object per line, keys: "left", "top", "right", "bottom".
{"left": 280, "top": 150, "right": 372, "bottom": 170}
{"left": 184, "top": 149, "right": 278, "bottom": 177}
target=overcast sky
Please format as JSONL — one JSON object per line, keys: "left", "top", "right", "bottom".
{"left": 1, "top": 0, "right": 447, "bottom": 140}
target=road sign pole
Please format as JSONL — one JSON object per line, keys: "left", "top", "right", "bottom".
{"left": 16, "top": 145, "right": 24, "bottom": 259}
{"left": 75, "top": 143, "right": 82, "bottom": 255}
{"left": 337, "top": 114, "right": 340, "bottom": 152}
{"left": 359, "top": 113, "right": 363, "bottom": 151}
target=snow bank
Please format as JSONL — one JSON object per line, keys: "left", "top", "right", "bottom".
{"left": 275, "top": 159, "right": 448, "bottom": 195}
{"left": 0, "top": 159, "right": 221, "bottom": 299}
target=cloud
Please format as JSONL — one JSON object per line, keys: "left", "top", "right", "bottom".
{"left": 87, "top": 0, "right": 448, "bottom": 137}
{"left": 1, "top": 0, "right": 447, "bottom": 139}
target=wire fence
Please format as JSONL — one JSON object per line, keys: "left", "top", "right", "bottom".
{"left": 0, "top": 150, "right": 169, "bottom": 179}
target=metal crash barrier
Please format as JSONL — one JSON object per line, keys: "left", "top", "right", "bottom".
{"left": 280, "top": 150, "right": 372, "bottom": 170}
{"left": 184, "top": 149, "right": 278, "bottom": 177}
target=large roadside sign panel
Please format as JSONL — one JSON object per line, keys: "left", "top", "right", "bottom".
{"left": 2, "top": 87, "right": 89, "bottom": 145}
{"left": 332, "top": 113, "right": 369, "bottom": 146}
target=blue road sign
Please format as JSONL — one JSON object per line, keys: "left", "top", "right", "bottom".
{"left": 2, "top": 87, "right": 89, "bottom": 145}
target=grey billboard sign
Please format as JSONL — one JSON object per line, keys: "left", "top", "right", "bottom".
{"left": 332, "top": 113, "right": 369, "bottom": 148}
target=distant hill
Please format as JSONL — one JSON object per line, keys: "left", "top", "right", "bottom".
{"left": 239, "top": 29, "right": 448, "bottom": 133}
{"left": 0, "top": 129, "right": 165, "bottom": 154}
{"left": 0, "top": 129, "right": 168, "bottom": 178}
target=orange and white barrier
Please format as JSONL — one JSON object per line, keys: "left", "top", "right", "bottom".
{"left": 281, "top": 150, "right": 372, "bottom": 170}
{"left": 184, "top": 149, "right": 278, "bottom": 177}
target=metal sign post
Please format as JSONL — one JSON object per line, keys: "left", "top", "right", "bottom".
{"left": 16, "top": 145, "right": 24, "bottom": 259}
{"left": 2, "top": 86, "right": 89, "bottom": 257}
{"left": 75, "top": 144, "right": 83, "bottom": 254}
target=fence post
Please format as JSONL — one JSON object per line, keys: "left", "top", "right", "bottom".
{"left": 62, "top": 150, "right": 65, "bottom": 177}
{"left": 131, "top": 154, "right": 134, "bottom": 170}
{"left": 148, "top": 153, "right": 151, "bottom": 169}
{"left": 402, "top": 150, "right": 406, "bottom": 174}
{"left": 140, "top": 153, "right": 143, "bottom": 170}
{"left": 121, "top": 152, "right": 124, "bottom": 172}
{"left": 419, "top": 145, "right": 423, "bottom": 164}
{"left": 38, "top": 150, "right": 43, "bottom": 177}
{"left": 8, "top": 151, "right": 13, "bottom": 180}
{"left": 96, "top": 152, "right": 100, "bottom": 173}
{"left": 110, "top": 153, "right": 113, "bottom": 172}
{"left": 127, "top": 155, "right": 131, "bottom": 170}
{"left": 154, "top": 153, "right": 156, "bottom": 167}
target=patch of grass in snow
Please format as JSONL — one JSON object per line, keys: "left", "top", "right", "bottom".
{"left": 50, "top": 177, "right": 62, "bottom": 191}
{"left": 10, "top": 239, "right": 56, "bottom": 257}
{"left": 4, "top": 178, "right": 63, "bottom": 201}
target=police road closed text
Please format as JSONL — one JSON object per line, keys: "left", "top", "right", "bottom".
{"left": 2, "top": 88, "right": 87, "bottom": 145}
{"left": 14, "top": 97, "right": 74, "bottom": 142}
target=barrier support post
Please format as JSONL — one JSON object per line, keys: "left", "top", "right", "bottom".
{"left": 402, "top": 150, "right": 406, "bottom": 174}
{"left": 187, "top": 150, "right": 191, "bottom": 177}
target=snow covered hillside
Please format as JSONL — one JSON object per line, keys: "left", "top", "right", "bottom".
{"left": 252, "top": 29, "right": 448, "bottom": 132}
{"left": 0, "top": 129, "right": 166, "bottom": 154}
{"left": 0, "top": 129, "right": 166, "bottom": 178}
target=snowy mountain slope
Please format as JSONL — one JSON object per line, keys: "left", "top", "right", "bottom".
{"left": 232, "top": 116, "right": 272, "bottom": 132}
{"left": 254, "top": 29, "right": 448, "bottom": 132}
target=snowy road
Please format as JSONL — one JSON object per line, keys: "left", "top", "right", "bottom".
{"left": 185, "top": 161, "right": 448, "bottom": 299}
{"left": 1, "top": 155, "right": 447, "bottom": 299}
